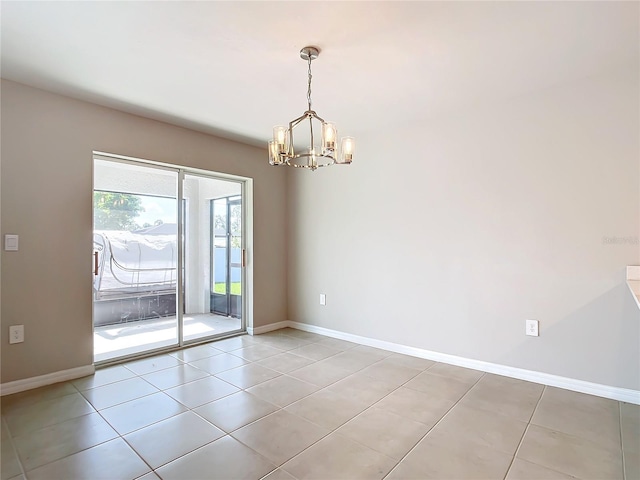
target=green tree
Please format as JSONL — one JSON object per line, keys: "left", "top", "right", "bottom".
{"left": 94, "top": 192, "right": 144, "bottom": 230}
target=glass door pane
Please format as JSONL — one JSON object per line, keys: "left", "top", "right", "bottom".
{"left": 212, "top": 197, "right": 228, "bottom": 316}
{"left": 228, "top": 197, "right": 242, "bottom": 319}
{"left": 93, "top": 159, "right": 179, "bottom": 362}
{"left": 183, "top": 175, "right": 243, "bottom": 342}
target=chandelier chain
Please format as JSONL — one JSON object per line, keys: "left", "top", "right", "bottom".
{"left": 307, "top": 56, "right": 312, "bottom": 111}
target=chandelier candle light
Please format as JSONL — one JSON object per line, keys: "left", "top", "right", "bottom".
{"left": 269, "top": 46, "right": 354, "bottom": 170}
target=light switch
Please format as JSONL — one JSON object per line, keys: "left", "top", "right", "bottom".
{"left": 4, "top": 234, "right": 18, "bottom": 251}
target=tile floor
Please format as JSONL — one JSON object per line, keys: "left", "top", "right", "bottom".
{"left": 1, "top": 327, "right": 638, "bottom": 480}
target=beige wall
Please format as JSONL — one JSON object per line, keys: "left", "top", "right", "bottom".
{"left": 288, "top": 67, "right": 640, "bottom": 390}
{"left": 0, "top": 80, "right": 288, "bottom": 383}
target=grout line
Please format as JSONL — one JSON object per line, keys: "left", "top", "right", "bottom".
{"left": 381, "top": 372, "right": 487, "bottom": 479}
{"left": 1, "top": 415, "right": 28, "bottom": 479}
{"left": 226, "top": 339, "right": 418, "bottom": 474}
{"left": 502, "top": 384, "right": 546, "bottom": 479}
{"left": 12, "top": 327, "right": 623, "bottom": 480}
{"left": 619, "top": 401, "right": 627, "bottom": 480}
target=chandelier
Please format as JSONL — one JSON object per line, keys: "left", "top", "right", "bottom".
{"left": 269, "top": 46, "right": 355, "bottom": 171}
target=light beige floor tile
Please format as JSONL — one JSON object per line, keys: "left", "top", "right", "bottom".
{"left": 385, "top": 460, "right": 431, "bottom": 480}
{"left": 506, "top": 458, "right": 577, "bottom": 479}
{"left": 124, "top": 354, "right": 183, "bottom": 375}
{"left": 232, "top": 410, "right": 329, "bottom": 465}
{"left": 81, "top": 377, "right": 158, "bottom": 410}
{"left": 256, "top": 335, "right": 310, "bottom": 351}
{"left": 164, "top": 376, "right": 239, "bottom": 408}
{"left": 247, "top": 375, "right": 318, "bottom": 408}
{"left": 326, "top": 372, "right": 397, "bottom": 406}
{"left": 136, "top": 473, "right": 161, "bottom": 480}
{"left": 288, "top": 343, "right": 340, "bottom": 361}
{"left": 517, "top": 424, "right": 623, "bottom": 479}
{"left": 403, "top": 371, "right": 472, "bottom": 402}
{"left": 72, "top": 365, "right": 136, "bottom": 391}
{"left": 141, "top": 364, "right": 209, "bottom": 390}
{"left": 194, "top": 391, "right": 278, "bottom": 433}
{"left": 256, "top": 330, "right": 296, "bottom": 340}
{"left": 314, "top": 337, "right": 358, "bottom": 351}
{"left": 337, "top": 407, "right": 429, "bottom": 460}
{"left": 622, "top": 402, "right": 640, "bottom": 428}
{"left": 168, "top": 344, "right": 220, "bottom": 362}
{"left": 381, "top": 353, "right": 435, "bottom": 370}
{"left": 374, "top": 386, "right": 456, "bottom": 426}
{"left": 428, "top": 403, "right": 527, "bottom": 455}
{"left": 532, "top": 387, "right": 621, "bottom": 451}
{"left": 459, "top": 373, "right": 543, "bottom": 422}
{"left": 320, "top": 350, "right": 382, "bottom": 373}
{"left": 388, "top": 431, "right": 513, "bottom": 480}
{"left": 100, "top": 392, "right": 187, "bottom": 435}
{"left": 233, "top": 344, "right": 285, "bottom": 362}
{"left": 215, "top": 364, "right": 281, "bottom": 389}
{"left": 209, "top": 335, "right": 256, "bottom": 352}
{"left": 350, "top": 345, "right": 392, "bottom": 360}
{"left": 262, "top": 468, "right": 298, "bottom": 480}
{"left": 281, "top": 433, "right": 396, "bottom": 480}
{"left": 124, "top": 411, "right": 224, "bottom": 468}
{"left": 1, "top": 382, "right": 77, "bottom": 414}
{"left": 622, "top": 403, "right": 640, "bottom": 480}
{"left": 620, "top": 402, "right": 639, "bottom": 450}
{"left": 359, "top": 361, "right": 422, "bottom": 387}
{"left": 275, "top": 329, "right": 324, "bottom": 342}
{"left": 285, "top": 389, "right": 370, "bottom": 430}
{"left": 5, "top": 393, "right": 95, "bottom": 437}
{"left": 189, "top": 352, "right": 248, "bottom": 374}
{"left": 156, "top": 435, "right": 275, "bottom": 480}
{"left": 1, "top": 421, "right": 22, "bottom": 480}
{"left": 426, "top": 363, "right": 484, "bottom": 384}
{"left": 624, "top": 450, "right": 640, "bottom": 480}
{"left": 13, "top": 412, "right": 118, "bottom": 471}
{"left": 257, "top": 352, "right": 315, "bottom": 373}
{"left": 27, "top": 438, "right": 150, "bottom": 480}
{"left": 287, "top": 360, "right": 352, "bottom": 387}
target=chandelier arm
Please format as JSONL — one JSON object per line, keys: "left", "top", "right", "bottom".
{"left": 311, "top": 112, "right": 325, "bottom": 123}
{"left": 289, "top": 113, "right": 310, "bottom": 127}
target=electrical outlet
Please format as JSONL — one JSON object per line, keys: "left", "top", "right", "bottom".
{"left": 525, "top": 319, "right": 539, "bottom": 337}
{"left": 9, "top": 325, "right": 24, "bottom": 344}
{"left": 319, "top": 294, "right": 326, "bottom": 306}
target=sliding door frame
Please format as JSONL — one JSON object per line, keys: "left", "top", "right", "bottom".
{"left": 93, "top": 151, "right": 253, "bottom": 365}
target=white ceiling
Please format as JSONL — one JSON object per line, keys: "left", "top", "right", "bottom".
{"left": 1, "top": 1, "right": 638, "bottom": 146}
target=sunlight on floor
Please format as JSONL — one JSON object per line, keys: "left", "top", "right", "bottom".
{"left": 94, "top": 313, "right": 242, "bottom": 362}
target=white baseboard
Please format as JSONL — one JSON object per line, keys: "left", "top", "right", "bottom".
{"left": 247, "top": 321, "right": 289, "bottom": 336}
{"left": 285, "top": 321, "right": 640, "bottom": 405}
{"left": 0, "top": 365, "right": 95, "bottom": 397}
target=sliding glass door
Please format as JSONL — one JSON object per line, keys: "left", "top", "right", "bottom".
{"left": 182, "top": 175, "right": 243, "bottom": 343}
{"left": 211, "top": 195, "right": 242, "bottom": 319}
{"left": 93, "top": 157, "right": 245, "bottom": 363}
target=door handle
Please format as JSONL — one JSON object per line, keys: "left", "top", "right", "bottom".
{"left": 93, "top": 251, "right": 99, "bottom": 276}
{"left": 241, "top": 249, "right": 247, "bottom": 268}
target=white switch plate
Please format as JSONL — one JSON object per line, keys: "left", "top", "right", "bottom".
{"left": 319, "top": 294, "right": 326, "bottom": 306}
{"left": 9, "top": 325, "right": 24, "bottom": 344}
{"left": 4, "top": 234, "right": 18, "bottom": 251}
{"left": 525, "top": 319, "right": 539, "bottom": 337}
